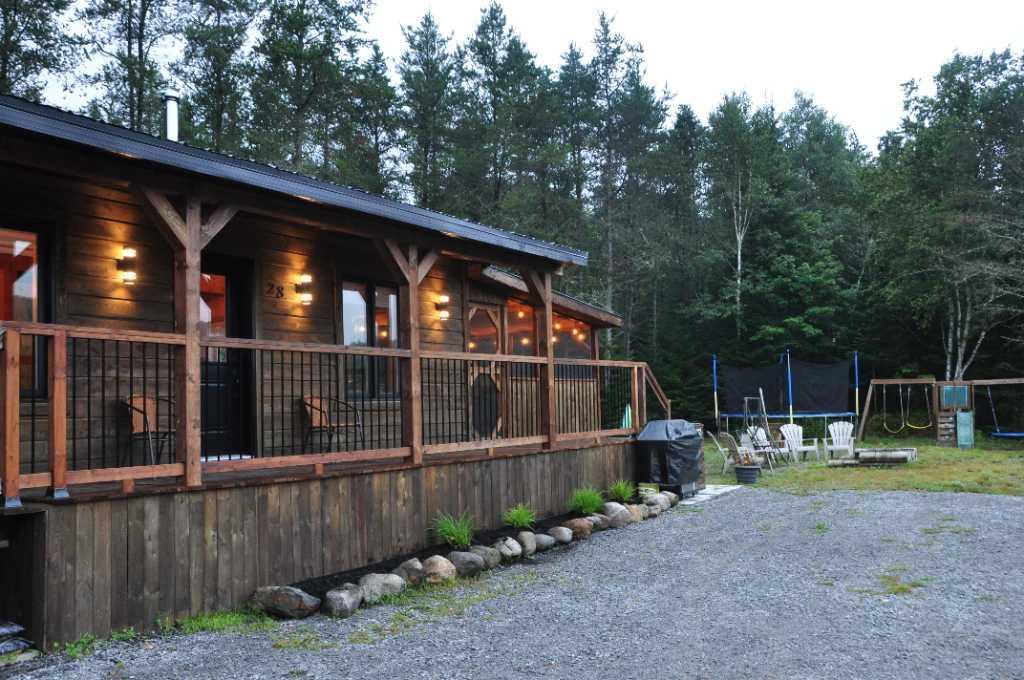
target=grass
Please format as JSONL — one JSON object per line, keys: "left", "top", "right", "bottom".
{"left": 433, "top": 512, "right": 475, "bottom": 550}
{"left": 704, "top": 435, "right": 1024, "bottom": 496}
{"left": 606, "top": 479, "right": 637, "bottom": 504}
{"left": 501, "top": 503, "right": 536, "bottom": 530}
{"left": 270, "top": 626, "right": 332, "bottom": 651}
{"left": 813, "top": 522, "right": 830, "bottom": 534}
{"left": 57, "top": 634, "right": 98, "bottom": 660}
{"left": 109, "top": 627, "right": 138, "bottom": 642}
{"left": 850, "top": 565, "right": 931, "bottom": 596}
{"left": 567, "top": 486, "right": 604, "bottom": 516}
{"left": 0, "top": 651, "right": 23, "bottom": 665}
{"left": 176, "top": 609, "right": 276, "bottom": 635}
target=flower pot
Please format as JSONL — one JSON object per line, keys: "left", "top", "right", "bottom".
{"left": 734, "top": 465, "right": 760, "bottom": 484}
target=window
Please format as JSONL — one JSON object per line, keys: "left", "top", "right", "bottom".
{"left": 468, "top": 307, "right": 500, "bottom": 354}
{"left": 199, "top": 273, "right": 227, "bottom": 338}
{"left": 0, "top": 229, "right": 39, "bottom": 389}
{"left": 553, "top": 313, "right": 592, "bottom": 359}
{"left": 340, "top": 281, "right": 399, "bottom": 397}
{"left": 506, "top": 300, "right": 535, "bottom": 356}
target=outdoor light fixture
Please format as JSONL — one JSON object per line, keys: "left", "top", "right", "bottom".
{"left": 117, "top": 246, "right": 138, "bottom": 285}
{"left": 295, "top": 273, "right": 313, "bottom": 306}
{"left": 436, "top": 294, "right": 451, "bottom": 320}
{"left": 520, "top": 337, "right": 531, "bottom": 346}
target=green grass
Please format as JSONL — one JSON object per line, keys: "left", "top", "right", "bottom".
{"left": 176, "top": 609, "right": 276, "bottom": 635}
{"left": 270, "top": 626, "right": 332, "bottom": 651}
{"left": 606, "top": 479, "right": 637, "bottom": 504}
{"left": 109, "top": 627, "right": 138, "bottom": 642}
{"left": 433, "top": 512, "right": 475, "bottom": 550}
{"left": 501, "top": 503, "right": 536, "bottom": 530}
{"left": 704, "top": 435, "right": 1024, "bottom": 496}
{"left": 850, "top": 565, "right": 931, "bottom": 596}
{"left": 0, "top": 651, "right": 22, "bottom": 664}
{"left": 567, "top": 487, "right": 604, "bottom": 516}
{"left": 813, "top": 522, "right": 830, "bottom": 534}
{"left": 57, "top": 634, "right": 98, "bottom": 660}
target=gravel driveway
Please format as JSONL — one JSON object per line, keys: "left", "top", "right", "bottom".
{"left": 11, "top": 488, "right": 1024, "bottom": 680}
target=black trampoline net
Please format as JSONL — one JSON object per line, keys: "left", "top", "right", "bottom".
{"left": 719, "top": 358, "right": 851, "bottom": 414}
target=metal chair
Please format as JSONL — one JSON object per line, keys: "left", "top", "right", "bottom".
{"left": 124, "top": 395, "right": 173, "bottom": 465}
{"left": 302, "top": 395, "right": 365, "bottom": 452}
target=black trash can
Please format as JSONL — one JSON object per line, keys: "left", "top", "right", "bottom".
{"left": 634, "top": 419, "right": 705, "bottom": 497}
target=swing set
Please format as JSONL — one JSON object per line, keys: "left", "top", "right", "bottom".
{"left": 856, "top": 378, "right": 938, "bottom": 441}
{"left": 975, "top": 378, "right": 1024, "bottom": 440}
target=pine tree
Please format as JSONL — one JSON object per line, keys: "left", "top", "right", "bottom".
{"left": 0, "top": 0, "right": 80, "bottom": 100}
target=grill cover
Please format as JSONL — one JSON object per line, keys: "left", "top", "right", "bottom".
{"left": 634, "top": 419, "right": 704, "bottom": 487}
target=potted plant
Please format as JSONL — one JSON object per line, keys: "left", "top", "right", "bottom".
{"left": 733, "top": 447, "right": 761, "bottom": 484}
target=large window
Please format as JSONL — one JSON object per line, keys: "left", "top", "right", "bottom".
{"left": 340, "top": 281, "right": 398, "bottom": 397}
{"left": 553, "top": 313, "right": 592, "bottom": 359}
{"left": 468, "top": 306, "right": 500, "bottom": 354}
{"left": 0, "top": 230, "right": 39, "bottom": 389}
{"left": 506, "top": 300, "right": 535, "bottom": 356}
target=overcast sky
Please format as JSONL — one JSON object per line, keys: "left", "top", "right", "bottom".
{"left": 365, "top": 0, "right": 1023, "bottom": 148}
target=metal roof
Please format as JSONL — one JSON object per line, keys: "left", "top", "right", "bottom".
{"left": 0, "top": 95, "right": 588, "bottom": 266}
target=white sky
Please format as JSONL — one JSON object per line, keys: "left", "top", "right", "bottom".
{"left": 364, "top": 0, "right": 1024, "bottom": 148}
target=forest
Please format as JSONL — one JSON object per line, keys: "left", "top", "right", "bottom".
{"left": 3, "top": 0, "right": 1023, "bottom": 419}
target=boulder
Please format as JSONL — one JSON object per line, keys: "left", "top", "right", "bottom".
{"left": 517, "top": 531, "right": 537, "bottom": 557}
{"left": 323, "top": 583, "right": 362, "bottom": 618}
{"left": 562, "top": 518, "right": 592, "bottom": 540}
{"left": 493, "top": 537, "right": 523, "bottom": 562}
{"left": 626, "top": 504, "right": 645, "bottom": 523}
{"left": 548, "top": 526, "right": 573, "bottom": 544}
{"left": 250, "top": 585, "right": 320, "bottom": 619}
{"left": 469, "top": 545, "right": 502, "bottom": 569}
{"left": 447, "top": 551, "right": 486, "bottom": 577}
{"left": 605, "top": 506, "right": 633, "bottom": 528}
{"left": 391, "top": 557, "right": 425, "bottom": 586}
{"left": 358, "top": 573, "right": 406, "bottom": 603}
{"left": 423, "top": 555, "right": 458, "bottom": 584}
{"left": 644, "top": 493, "right": 672, "bottom": 513}
{"left": 647, "top": 503, "right": 662, "bottom": 517}
{"left": 663, "top": 491, "right": 680, "bottom": 506}
{"left": 587, "top": 514, "right": 610, "bottom": 531}
{"left": 534, "top": 533, "right": 557, "bottom": 551}
{"left": 602, "top": 502, "right": 627, "bottom": 517}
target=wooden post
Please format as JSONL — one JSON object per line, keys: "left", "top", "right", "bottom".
{"left": 48, "top": 330, "right": 68, "bottom": 499}
{"left": 521, "top": 269, "right": 556, "bottom": 448}
{"left": 1, "top": 329, "right": 21, "bottom": 508}
{"left": 856, "top": 381, "right": 875, "bottom": 442}
{"left": 630, "top": 365, "right": 640, "bottom": 433}
{"left": 175, "top": 198, "right": 203, "bottom": 487}
{"left": 638, "top": 366, "right": 647, "bottom": 429}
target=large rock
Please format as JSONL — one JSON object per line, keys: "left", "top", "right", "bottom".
{"left": 626, "top": 504, "right": 645, "bottom": 523}
{"left": 586, "top": 514, "right": 610, "bottom": 531}
{"left": 469, "top": 545, "right": 501, "bottom": 569}
{"left": 602, "top": 502, "right": 627, "bottom": 517}
{"left": 548, "top": 526, "right": 573, "bottom": 544}
{"left": 250, "top": 585, "right": 320, "bottom": 619}
{"left": 517, "top": 531, "right": 537, "bottom": 557}
{"left": 323, "top": 583, "right": 362, "bottom": 618}
{"left": 534, "top": 533, "right": 557, "bottom": 551}
{"left": 562, "top": 518, "right": 592, "bottom": 540}
{"left": 447, "top": 551, "right": 486, "bottom": 577}
{"left": 494, "top": 537, "right": 523, "bottom": 562}
{"left": 392, "top": 557, "right": 425, "bottom": 586}
{"left": 663, "top": 491, "right": 681, "bottom": 506}
{"left": 644, "top": 493, "right": 672, "bottom": 513}
{"left": 603, "top": 503, "right": 633, "bottom": 529}
{"left": 423, "top": 555, "right": 457, "bottom": 584}
{"left": 358, "top": 573, "right": 406, "bottom": 603}
{"left": 647, "top": 503, "right": 662, "bottom": 518}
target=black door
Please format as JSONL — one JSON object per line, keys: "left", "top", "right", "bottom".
{"left": 199, "top": 256, "right": 253, "bottom": 458}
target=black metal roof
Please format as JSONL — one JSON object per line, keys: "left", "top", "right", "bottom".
{"left": 0, "top": 95, "right": 588, "bottom": 266}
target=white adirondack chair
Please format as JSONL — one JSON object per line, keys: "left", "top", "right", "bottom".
{"left": 826, "top": 421, "right": 856, "bottom": 459}
{"left": 780, "top": 423, "right": 819, "bottom": 461}
{"left": 747, "top": 426, "right": 783, "bottom": 466}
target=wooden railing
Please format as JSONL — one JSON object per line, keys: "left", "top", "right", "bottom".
{"left": 0, "top": 322, "right": 671, "bottom": 506}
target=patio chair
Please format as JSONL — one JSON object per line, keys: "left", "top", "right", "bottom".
{"left": 780, "top": 423, "right": 820, "bottom": 461}
{"left": 302, "top": 395, "right": 365, "bottom": 452}
{"left": 825, "top": 421, "right": 856, "bottom": 459}
{"left": 717, "top": 431, "right": 768, "bottom": 472}
{"left": 124, "top": 395, "right": 173, "bottom": 465}
{"left": 748, "top": 425, "right": 785, "bottom": 466}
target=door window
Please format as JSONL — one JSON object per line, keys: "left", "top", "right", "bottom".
{"left": 0, "top": 230, "right": 39, "bottom": 389}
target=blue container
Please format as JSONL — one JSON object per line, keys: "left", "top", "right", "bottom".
{"left": 956, "top": 411, "right": 975, "bottom": 449}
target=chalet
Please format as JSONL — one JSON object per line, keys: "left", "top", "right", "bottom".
{"left": 0, "top": 94, "right": 670, "bottom": 647}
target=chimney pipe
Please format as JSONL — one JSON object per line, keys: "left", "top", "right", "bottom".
{"left": 163, "top": 90, "right": 180, "bottom": 142}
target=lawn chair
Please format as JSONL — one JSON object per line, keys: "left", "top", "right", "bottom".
{"left": 748, "top": 425, "right": 784, "bottom": 466}
{"left": 303, "top": 395, "right": 365, "bottom": 452}
{"left": 124, "top": 395, "right": 173, "bottom": 465}
{"left": 825, "top": 421, "right": 856, "bottom": 459}
{"left": 780, "top": 423, "right": 820, "bottom": 461}
{"left": 726, "top": 431, "right": 771, "bottom": 472}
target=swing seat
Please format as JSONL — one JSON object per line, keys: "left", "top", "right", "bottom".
{"left": 991, "top": 431, "right": 1024, "bottom": 439}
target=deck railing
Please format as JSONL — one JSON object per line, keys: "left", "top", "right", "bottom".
{"left": 0, "top": 323, "right": 671, "bottom": 505}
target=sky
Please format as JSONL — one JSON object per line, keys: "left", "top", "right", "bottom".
{"left": 362, "top": 0, "right": 1024, "bottom": 148}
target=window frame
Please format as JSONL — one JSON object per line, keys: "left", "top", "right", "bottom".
{"left": 337, "top": 278, "right": 400, "bottom": 399}
{"left": 0, "top": 221, "right": 53, "bottom": 399}
{"left": 466, "top": 303, "right": 503, "bottom": 354}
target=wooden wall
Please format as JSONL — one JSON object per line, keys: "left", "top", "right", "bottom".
{"left": 21, "top": 441, "right": 632, "bottom": 647}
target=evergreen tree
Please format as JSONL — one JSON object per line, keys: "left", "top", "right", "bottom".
{"left": 0, "top": 0, "right": 79, "bottom": 100}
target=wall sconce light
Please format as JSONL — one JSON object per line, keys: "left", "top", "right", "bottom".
{"left": 117, "top": 246, "right": 138, "bottom": 285}
{"left": 295, "top": 273, "right": 313, "bottom": 306}
{"left": 520, "top": 337, "right": 531, "bottom": 346}
{"left": 436, "top": 294, "right": 451, "bottom": 320}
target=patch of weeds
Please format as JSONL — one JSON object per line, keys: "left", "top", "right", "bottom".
{"left": 271, "top": 626, "right": 332, "bottom": 652}
{"left": 680, "top": 505, "right": 704, "bottom": 513}
{"left": 58, "top": 633, "right": 98, "bottom": 661}
{"left": 109, "top": 627, "right": 138, "bottom": 643}
{"left": 0, "top": 651, "right": 22, "bottom": 665}
{"left": 880, "top": 537, "right": 897, "bottom": 544}
{"left": 374, "top": 580, "right": 459, "bottom": 607}
{"left": 809, "top": 500, "right": 826, "bottom": 510}
{"left": 177, "top": 609, "right": 276, "bottom": 635}
{"left": 347, "top": 630, "right": 375, "bottom": 645}
{"left": 920, "top": 524, "right": 975, "bottom": 536}
{"left": 976, "top": 594, "right": 1001, "bottom": 604}
{"left": 818, "top": 578, "right": 835, "bottom": 587}
{"left": 156, "top": 615, "right": 175, "bottom": 635}
{"left": 852, "top": 566, "right": 930, "bottom": 597}
{"left": 813, "top": 522, "right": 830, "bottom": 535}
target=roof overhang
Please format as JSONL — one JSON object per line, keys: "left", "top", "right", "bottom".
{"left": 471, "top": 265, "right": 622, "bottom": 328}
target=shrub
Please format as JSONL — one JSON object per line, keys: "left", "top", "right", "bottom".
{"left": 567, "top": 487, "right": 604, "bottom": 516}
{"left": 433, "top": 512, "right": 474, "bottom": 549}
{"left": 502, "top": 503, "right": 536, "bottom": 529}
{"left": 606, "top": 479, "right": 637, "bottom": 504}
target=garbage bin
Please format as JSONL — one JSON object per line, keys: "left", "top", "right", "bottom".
{"left": 634, "top": 419, "right": 705, "bottom": 497}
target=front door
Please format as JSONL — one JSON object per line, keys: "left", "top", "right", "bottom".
{"left": 199, "top": 256, "right": 253, "bottom": 458}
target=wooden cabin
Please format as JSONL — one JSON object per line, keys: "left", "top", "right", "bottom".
{"left": 0, "top": 95, "right": 671, "bottom": 647}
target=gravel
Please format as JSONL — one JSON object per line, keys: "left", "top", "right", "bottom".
{"left": 11, "top": 488, "right": 1024, "bottom": 680}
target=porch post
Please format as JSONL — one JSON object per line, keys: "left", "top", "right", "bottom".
{"left": 521, "top": 269, "right": 556, "bottom": 448}
{"left": 1, "top": 329, "right": 21, "bottom": 508}
{"left": 175, "top": 198, "right": 203, "bottom": 487}
{"left": 48, "top": 330, "right": 69, "bottom": 499}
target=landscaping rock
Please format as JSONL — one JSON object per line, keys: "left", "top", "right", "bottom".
{"left": 423, "top": 555, "right": 458, "bottom": 584}
{"left": 647, "top": 504, "right": 662, "bottom": 517}
{"left": 639, "top": 504, "right": 652, "bottom": 519}
{"left": 358, "top": 573, "right": 406, "bottom": 603}
{"left": 494, "top": 537, "right": 523, "bottom": 562}
{"left": 323, "top": 584, "right": 363, "bottom": 619}
{"left": 626, "top": 504, "right": 645, "bottom": 523}
{"left": 663, "top": 491, "right": 680, "bottom": 506}
{"left": 563, "top": 518, "right": 592, "bottom": 540}
{"left": 534, "top": 533, "right": 557, "bottom": 551}
{"left": 448, "top": 551, "right": 486, "bottom": 577}
{"left": 644, "top": 493, "right": 672, "bottom": 513}
{"left": 469, "top": 545, "right": 502, "bottom": 569}
{"left": 603, "top": 502, "right": 634, "bottom": 528}
{"left": 250, "top": 585, "right": 320, "bottom": 619}
{"left": 548, "top": 526, "right": 573, "bottom": 544}
{"left": 392, "top": 557, "right": 425, "bottom": 586}
{"left": 517, "top": 531, "right": 537, "bottom": 557}
{"left": 587, "top": 513, "right": 610, "bottom": 531}
{"left": 602, "top": 501, "right": 627, "bottom": 517}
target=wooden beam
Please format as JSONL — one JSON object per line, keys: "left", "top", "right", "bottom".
{"left": 398, "top": 245, "right": 423, "bottom": 464}
{"left": 417, "top": 249, "right": 439, "bottom": 284}
{"left": 521, "top": 269, "right": 557, "bottom": 448}
{"left": 48, "top": 331, "right": 68, "bottom": 499}
{"left": 199, "top": 204, "right": 240, "bottom": 249}
{"left": 631, "top": 366, "right": 640, "bottom": 433}
{"left": 139, "top": 187, "right": 187, "bottom": 249}
{"left": 375, "top": 238, "right": 411, "bottom": 283}
{"left": 856, "top": 381, "right": 875, "bottom": 442}
{"left": 1, "top": 329, "right": 21, "bottom": 508}
{"left": 174, "top": 197, "right": 203, "bottom": 487}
